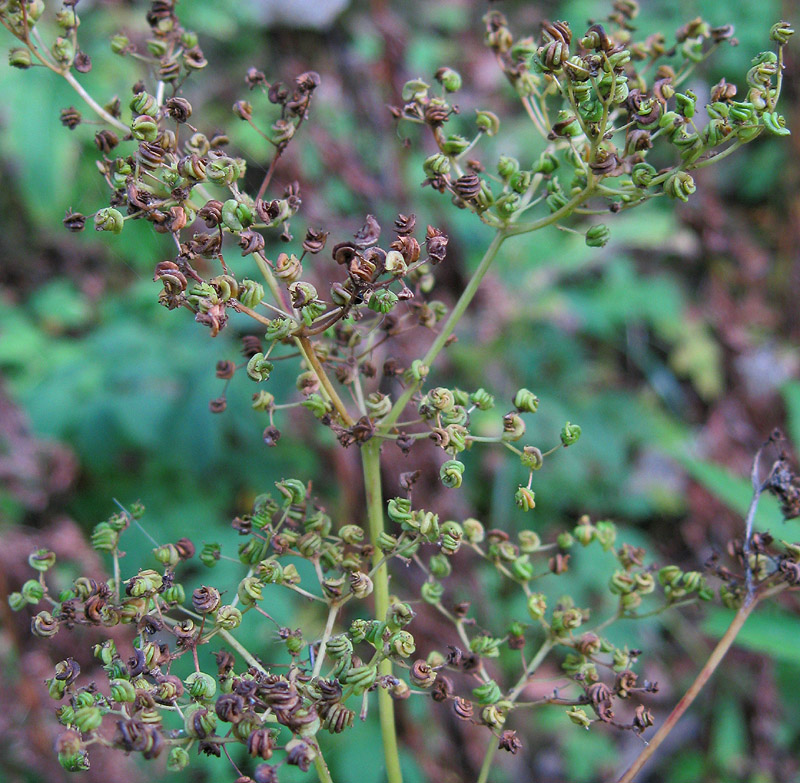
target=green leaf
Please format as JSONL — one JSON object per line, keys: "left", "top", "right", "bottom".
{"left": 703, "top": 606, "right": 800, "bottom": 665}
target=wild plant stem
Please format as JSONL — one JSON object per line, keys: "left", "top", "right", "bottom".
{"left": 313, "top": 603, "right": 339, "bottom": 679}
{"left": 615, "top": 600, "right": 756, "bottom": 783}
{"left": 61, "top": 70, "right": 130, "bottom": 132}
{"left": 313, "top": 745, "right": 335, "bottom": 783}
{"left": 361, "top": 437, "right": 403, "bottom": 783}
{"left": 298, "top": 335, "right": 354, "bottom": 426}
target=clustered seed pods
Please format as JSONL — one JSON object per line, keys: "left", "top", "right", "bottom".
{"left": 2, "top": 0, "right": 796, "bottom": 780}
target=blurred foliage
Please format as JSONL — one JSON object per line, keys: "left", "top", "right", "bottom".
{"left": 1, "top": 0, "right": 799, "bottom": 782}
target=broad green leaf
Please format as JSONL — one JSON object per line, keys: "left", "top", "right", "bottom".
{"left": 703, "top": 607, "right": 800, "bottom": 665}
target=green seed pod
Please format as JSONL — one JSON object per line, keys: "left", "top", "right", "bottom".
{"left": 216, "top": 605, "right": 243, "bottom": 630}
{"left": 131, "top": 114, "right": 159, "bottom": 142}
{"left": 110, "top": 678, "right": 136, "bottom": 703}
{"left": 153, "top": 543, "right": 180, "bottom": 567}
{"left": 387, "top": 498, "right": 412, "bottom": 526}
{"left": 515, "top": 486, "right": 536, "bottom": 511}
{"left": 58, "top": 750, "right": 91, "bottom": 771}
{"left": 130, "top": 91, "right": 158, "bottom": 117}
{"left": 28, "top": 549, "right": 56, "bottom": 573}
{"left": 236, "top": 278, "right": 264, "bottom": 309}
{"left": 200, "top": 542, "right": 220, "bottom": 568}
{"left": 557, "top": 532, "right": 574, "bottom": 549}
{"left": 441, "top": 134, "right": 470, "bottom": 155}
{"left": 423, "top": 154, "right": 451, "bottom": 178}
{"left": 346, "top": 664, "right": 378, "bottom": 694}
{"left": 93, "top": 208, "right": 124, "bottom": 234}
{"left": 109, "top": 33, "right": 129, "bottom": 54}
{"left": 573, "top": 516, "right": 596, "bottom": 546}
{"left": 8, "top": 592, "right": 26, "bottom": 611}
{"left": 246, "top": 353, "right": 273, "bottom": 382}
{"left": 497, "top": 155, "right": 520, "bottom": 180}
{"left": 472, "top": 679, "right": 502, "bottom": 705}
{"left": 518, "top": 530, "right": 541, "bottom": 553}
{"left": 771, "top": 21, "right": 794, "bottom": 45}
{"left": 527, "top": 593, "right": 547, "bottom": 620}
{"left": 9, "top": 47, "right": 33, "bottom": 69}
{"left": 630, "top": 162, "right": 657, "bottom": 189}
{"left": 220, "top": 199, "right": 248, "bottom": 231}
{"left": 348, "top": 619, "right": 369, "bottom": 644}
{"left": 163, "top": 583, "right": 185, "bottom": 604}
{"left": 475, "top": 110, "right": 500, "bottom": 136}
{"left": 519, "top": 447, "right": 543, "bottom": 472}
{"left": 167, "top": 746, "right": 190, "bottom": 771}
{"left": 186, "top": 672, "right": 217, "bottom": 701}
{"left": 402, "top": 78, "right": 429, "bottom": 101}
{"left": 567, "top": 705, "right": 592, "bottom": 728}
{"left": 73, "top": 705, "right": 102, "bottom": 733}
{"left": 435, "top": 66, "right": 462, "bottom": 93}
{"left": 462, "top": 517, "right": 485, "bottom": 543}
{"left": 237, "top": 576, "right": 263, "bottom": 605}
{"left": 184, "top": 704, "right": 217, "bottom": 738}
{"left": 560, "top": 421, "right": 581, "bottom": 446}
{"left": 93, "top": 639, "right": 117, "bottom": 666}
{"left": 127, "top": 569, "right": 163, "bottom": 597}
{"left": 421, "top": 580, "right": 444, "bottom": 604}
{"left": 439, "top": 459, "right": 465, "bottom": 489}
{"left": 48, "top": 677, "right": 67, "bottom": 699}
{"left": 664, "top": 171, "right": 696, "bottom": 202}
{"left": 21, "top": 579, "right": 44, "bottom": 604}
{"left": 513, "top": 388, "right": 539, "bottom": 413}
{"left": 763, "top": 111, "right": 791, "bottom": 136}
{"left": 634, "top": 572, "right": 656, "bottom": 594}
{"left": 585, "top": 224, "right": 611, "bottom": 248}
{"left": 503, "top": 412, "right": 526, "bottom": 441}
{"left": 404, "top": 359, "right": 429, "bottom": 383}
{"left": 470, "top": 635, "right": 502, "bottom": 658}
{"left": 429, "top": 553, "right": 452, "bottom": 579}
{"left": 511, "top": 555, "right": 534, "bottom": 581}
{"left": 388, "top": 630, "right": 416, "bottom": 657}
{"left": 368, "top": 289, "right": 398, "bottom": 313}
{"left": 594, "top": 520, "right": 617, "bottom": 550}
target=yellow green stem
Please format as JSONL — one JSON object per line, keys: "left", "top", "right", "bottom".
{"left": 361, "top": 437, "right": 403, "bottom": 783}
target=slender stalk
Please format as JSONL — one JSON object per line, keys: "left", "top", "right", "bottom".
{"left": 313, "top": 745, "right": 335, "bottom": 783}
{"left": 61, "top": 70, "right": 129, "bottom": 132}
{"left": 615, "top": 601, "right": 756, "bottom": 783}
{"left": 476, "top": 639, "right": 554, "bottom": 783}
{"left": 298, "top": 335, "right": 354, "bottom": 426}
{"left": 380, "top": 229, "right": 507, "bottom": 431}
{"left": 476, "top": 737, "right": 498, "bottom": 783}
{"left": 361, "top": 437, "right": 403, "bottom": 783}
{"left": 217, "top": 627, "right": 266, "bottom": 673}
{"left": 313, "top": 603, "right": 340, "bottom": 679}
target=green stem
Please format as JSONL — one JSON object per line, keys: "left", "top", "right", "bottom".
{"left": 313, "top": 744, "right": 335, "bottom": 783}
{"left": 61, "top": 70, "right": 129, "bottom": 132}
{"left": 379, "top": 229, "right": 507, "bottom": 432}
{"left": 476, "top": 737, "right": 498, "bottom": 783}
{"left": 361, "top": 437, "right": 403, "bottom": 783}
{"left": 218, "top": 627, "right": 266, "bottom": 673}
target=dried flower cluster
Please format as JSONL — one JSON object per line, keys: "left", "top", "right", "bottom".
{"left": 2, "top": 1, "right": 797, "bottom": 782}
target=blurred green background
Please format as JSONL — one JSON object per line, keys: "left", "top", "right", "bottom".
{"left": 1, "top": 1, "right": 799, "bottom": 782}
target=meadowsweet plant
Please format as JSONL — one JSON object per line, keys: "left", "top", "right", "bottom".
{"left": 3, "top": 1, "right": 798, "bottom": 782}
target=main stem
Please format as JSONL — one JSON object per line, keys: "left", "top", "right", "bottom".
{"left": 616, "top": 600, "right": 756, "bottom": 783}
{"left": 361, "top": 437, "right": 403, "bottom": 783}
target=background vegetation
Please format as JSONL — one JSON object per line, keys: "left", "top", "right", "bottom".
{"left": 1, "top": 1, "right": 799, "bottom": 781}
